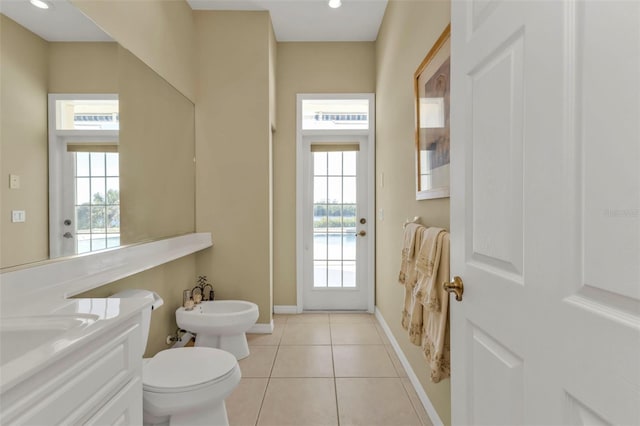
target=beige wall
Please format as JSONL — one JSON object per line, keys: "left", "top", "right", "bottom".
{"left": 78, "top": 46, "right": 197, "bottom": 357}
{"left": 71, "top": 0, "right": 196, "bottom": 102}
{"left": 375, "top": 1, "right": 451, "bottom": 424}
{"left": 194, "top": 11, "right": 273, "bottom": 324}
{"left": 48, "top": 42, "right": 118, "bottom": 93}
{"left": 273, "top": 42, "right": 376, "bottom": 305}
{"left": 0, "top": 16, "right": 49, "bottom": 268}
{"left": 117, "top": 47, "right": 196, "bottom": 245}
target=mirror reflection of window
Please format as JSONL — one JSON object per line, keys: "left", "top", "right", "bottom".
{"left": 420, "top": 97, "right": 445, "bottom": 128}
{"left": 49, "top": 95, "right": 119, "bottom": 258}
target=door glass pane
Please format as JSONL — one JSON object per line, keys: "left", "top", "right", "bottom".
{"left": 314, "top": 178, "right": 327, "bottom": 203}
{"left": 343, "top": 177, "right": 356, "bottom": 204}
{"left": 76, "top": 152, "right": 90, "bottom": 176}
{"left": 74, "top": 152, "right": 120, "bottom": 255}
{"left": 106, "top": 152, "right": 119, "bottom": 176}
{"left": 91, "top": 177, "right": 106, "bottom": 203}
{"left": 90, "top": 152, "right": 105, "bottom": 176}
{"left": 343, "top": 234, "right": 356, "bottom": 260}
{"left": 311, "top": 150, "right": 359, "bottom": 289}
{"left": 327, "top": 261, "right": 342, "bottom": 287}
{"left": 314, "top": 152, "right": 327, "bottom": 175}
{"left": 76, "top": 206, "right": 90, "bottom": 233}
{"left": 327, "top": 152, "right": 342, "bottom": 175}
{"left": 314, "top": 261, "right": 327, "bottom": 287}
{"left": 343, "top": 151, "right": 356, "bottom": 176}
{"left": 327, "top": 177, "right": 342, "bottom": 204}
{"left": 314, "top": 233, "right": 328, "bottom": 260}
{"left": 343, "top": 261, "right": 356, "bottom": 287}
{"left": 76, "top": 178, "right": 90, "bottom": 205}
{"left": 91, "top": 206, "right": 106, "bottom": 232}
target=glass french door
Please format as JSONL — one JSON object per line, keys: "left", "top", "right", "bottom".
{"left": 303, "top": 136, "right": 369, "bottom": 310}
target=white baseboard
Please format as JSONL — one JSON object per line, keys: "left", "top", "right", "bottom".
{"left": 375, "top": 307, "right": 444, "bottom": 426}
{"left": 249, "top": 321, "right": 274, "bottom": 334}
{"left": 273, "top": 305, "right": 299, "bottom": 314}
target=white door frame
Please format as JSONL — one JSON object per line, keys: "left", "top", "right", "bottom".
{"left": 296, "top": 93, "right": 375, "bottom": 313}
{"left": 48, "top": 94, "right": 118, "bottom": 258}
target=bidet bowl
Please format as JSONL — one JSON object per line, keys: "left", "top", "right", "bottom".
{"left": 176, "top": 300, "right": 259, "bottom": 359}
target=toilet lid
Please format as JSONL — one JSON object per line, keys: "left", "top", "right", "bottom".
{"left": 143, "top": 347, "right": 238, "bottom": 393}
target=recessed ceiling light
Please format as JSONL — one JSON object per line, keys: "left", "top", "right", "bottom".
{"left": 30, "top": 0, "right": 51, "bottom": 9}
{"left": 328, "top": 0, "right": 342, "bottom": 9}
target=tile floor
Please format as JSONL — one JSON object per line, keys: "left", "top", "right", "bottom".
{"left": 225, "top": 313, "right": 433, "bottom": 426}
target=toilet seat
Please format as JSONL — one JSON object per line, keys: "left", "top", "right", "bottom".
{"left": 143, "top": 347, "right": 238, "bottom": 394}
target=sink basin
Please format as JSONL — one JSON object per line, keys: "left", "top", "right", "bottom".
{"left": 0, "top": 314, "right": 98, "bottom": 366}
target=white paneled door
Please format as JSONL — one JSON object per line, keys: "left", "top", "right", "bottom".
{"left": 302, "top": 136, "right": 371, "bottom": 311}
{"left": 450, "top": 1, "right": 639, "bottom": 425}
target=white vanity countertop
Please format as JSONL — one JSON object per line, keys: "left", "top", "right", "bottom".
{"left": 0, "top": 297, "right": 150, "bottom": 393}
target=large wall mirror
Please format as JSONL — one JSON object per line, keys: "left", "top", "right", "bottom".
{"left": 1, "top": 1, "right": 196, "bottom": 269}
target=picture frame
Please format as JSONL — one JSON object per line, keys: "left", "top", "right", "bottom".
{"left": 414, "top": 24, "right": 451, "bottom": 200}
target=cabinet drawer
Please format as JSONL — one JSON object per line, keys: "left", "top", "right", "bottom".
{"left": 85, "top": 377, "right": 142, "bottom": 426}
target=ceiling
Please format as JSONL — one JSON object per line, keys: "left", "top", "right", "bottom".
{"left": 0, "top": 0, "right": 112, "bottom": 41}
{"left": 188, "top": 0, "right": 388, "bottom": 42}
{"left": 0, "top": 0, "right": 387, "bottom": 43}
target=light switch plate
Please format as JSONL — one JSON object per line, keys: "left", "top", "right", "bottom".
{"left": 9, "top": 174, "right": 20, "bottom": 189}
{"left": 11, "top": 210, "right": 26, "bottom": 223}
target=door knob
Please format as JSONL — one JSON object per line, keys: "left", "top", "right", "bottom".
{"left": 355, "top": 230, "right": 367, "bottom": 237}
{"left": 63, "top": 232, "right": 73, "bottom": 239}
{"left": 443, "top": 276, "right": 464, "bottom": 301}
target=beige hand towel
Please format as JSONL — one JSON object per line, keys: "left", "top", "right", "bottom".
{"left": 422, "top": 232, "right": 451, "bottom": 383}
{"left": 401, "top": 226, "right": 424, "bottom": 331}
{"left": 398, "top": 223, "right": 422, "bottom": 285}
{"left": 414, "top": 227, "right": 446, "bottom": 311}
{"left": 407, "top": 227, "right": 445, "bottom": 345}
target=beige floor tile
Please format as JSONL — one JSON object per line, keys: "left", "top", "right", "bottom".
{"left": 401, "top": 378, "right": 434, "bottom": 426}
{"left": 273, "top": 314, "right": 288, "bottom": 324}
{"left": 329, "top": 313, "right": 375, "bottom": 323}
{"left": 248, "top": 323, "right": 284, "bottom": 346}
{"left": 281, "top": 322, "right": 331, "bottom": 345}
{"left": 385, "top": 344, "right": 408, "bottom": 377}
{"left": 374, "top": 323, "right": 392, "bottom": 345}
{"left": 285, "top": 313, "right": 330, "bottom": 324}
{"left": 257, "top": 378, "right": 338, "bottom": 426}
{"left": 330, "top": 322, "right": 382, "bottom": 345}
{"left": 333, "top": 345, "right": 397, "bottom": 377}
{"left": 238, "top": 346, "right": 277, "bottom": 377}
{"left": 271, "top": 345, "right": 334, "bottom": 378}
{"left": 226, "top": 378, "right": 268, "bottom": 426}
{"left": 336, "top": 378, "right": 422, "bottom": 426}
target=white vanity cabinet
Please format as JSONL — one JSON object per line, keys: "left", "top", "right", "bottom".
{"left": 0, "top": 313, "right": 144, "bottom": 425}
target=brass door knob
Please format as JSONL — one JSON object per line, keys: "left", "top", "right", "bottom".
{"left": 443, "top": 276, "right": 464, "bottom": 301}
{"left": 355, "top": 230, "right": 367, "bottom": 237}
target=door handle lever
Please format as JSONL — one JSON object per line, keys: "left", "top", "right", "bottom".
{"left": 443, "top": 276, "right": 464, "bottom": 301}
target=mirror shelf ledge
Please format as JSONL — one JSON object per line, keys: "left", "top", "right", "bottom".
{"left": 0, "top": 233, "right": 212, "bottom": 315}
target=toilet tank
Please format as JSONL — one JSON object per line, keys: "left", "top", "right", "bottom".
{"left": 109, "top": 289, "right": 164, "bottom": 357}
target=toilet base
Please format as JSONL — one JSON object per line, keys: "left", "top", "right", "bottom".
{"left": 195, "top": 333, "right": 250, "bottom": 360}
{"left": 144, "top": 401, "right": 229, "bottom": 426}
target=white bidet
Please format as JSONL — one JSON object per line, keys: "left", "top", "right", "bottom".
{"left": 176, "top": 300, "right": 259, "bottom": 360}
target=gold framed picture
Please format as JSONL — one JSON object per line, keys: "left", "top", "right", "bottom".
{"left": 414, "top": 24, "right": 451, "bottom": 200}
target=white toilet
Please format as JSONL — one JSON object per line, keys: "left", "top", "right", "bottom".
{"left": 111, "top": 289, "right": 241, "bottom": 426}
{"left": 176, "top": 300, "right": 259, "bottom": 360}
